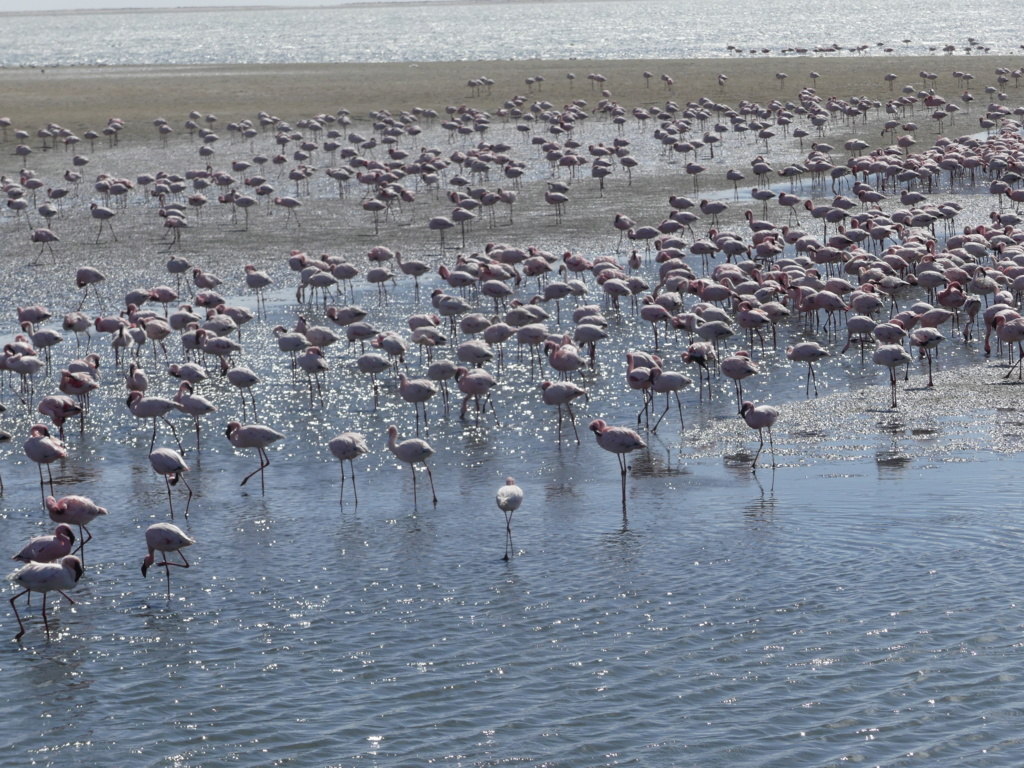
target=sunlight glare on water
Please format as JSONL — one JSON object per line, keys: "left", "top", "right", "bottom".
{"left": 0, "top": 0, "right": 1020, "bottom": 67}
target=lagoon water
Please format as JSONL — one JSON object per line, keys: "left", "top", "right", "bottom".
{"left": 4, "top": 2, "right": 1024, "bottom": 767}
{"left": 1, "top": 0, "right": 1021, "bottom": 68}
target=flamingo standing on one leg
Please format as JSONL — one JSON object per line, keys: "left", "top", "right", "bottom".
{"left": 9, "top": 555, "right": 84, "bottom": 640}
{"left": 588, "top": 419, "right": 646, "bottom": 505}
{"left": 386, "top": 424, "right": 437, "bottom": 506}
{"left": 496, "top": 477, "right": 524, "bottom": 560}
{"left": 328, "top": 432, "right": 370, "bottom": 505}
{"left": 141, "top": 522, "right": 195, "bottom": 598}
{"left": 225, "top": 421, "right": 285, "bottom": 493}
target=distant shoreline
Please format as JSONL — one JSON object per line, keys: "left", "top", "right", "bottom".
{"left": 0, "top": 0, "right": 568, "bottom": 19}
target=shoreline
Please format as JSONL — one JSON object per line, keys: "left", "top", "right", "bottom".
{"left": 1, "top": 0, "right": 608, "bottom": 19}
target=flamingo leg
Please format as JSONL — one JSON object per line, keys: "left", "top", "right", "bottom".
{"left": 751, "top": 430, "right": 765, "bottom": 469}
{"left": 165, "top": 475, "right": 175, "bottom": 519}
{"left": 424, "top": 461, "right": 438, "bottom": 505}
{"left": 10, "top": 590, "right": 28, "bottom": 640}
{"left": 566, "top": 402, "right": 581, "bottom": 444}
{"left": 179, "top": 475, "right": 193, "bottom": 517}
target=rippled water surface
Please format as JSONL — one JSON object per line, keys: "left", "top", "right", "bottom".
{"left": 1, "top": 0, "right": 1021, "bottom": 68}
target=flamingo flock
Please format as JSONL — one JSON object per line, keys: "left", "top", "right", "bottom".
{"left": 8, "top": 59, "right": 1024, "bottom": 639}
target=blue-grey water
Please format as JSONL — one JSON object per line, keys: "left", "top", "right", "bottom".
{"left": 4, "top": 1, "right": 1024, "bottom": 766}
{"left": 0, "top": 0, "right": 1020, "bottom": 68}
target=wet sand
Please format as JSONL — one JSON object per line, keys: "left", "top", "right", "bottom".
{"left": 5, "top": 54, "right": 1022, "bottom": 133}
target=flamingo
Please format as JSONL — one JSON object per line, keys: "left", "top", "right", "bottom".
{"left": 221, "top": 358, "right": 260, "bottom": 418}
{"left": 9, "top": 555, "right": 84, "bottom": 640}
{"left": 44, "top": 495, "right": 106, "bottom": 562}
{"left": 649, "top": 368, "right": 693, "bottom": 433}
{"left": 740, "top": 400, "right": 779, "bottom": 469}
{"left": 149, "top": 448, "right": 192, "bottom": 518}
{"left": 386, "top": 424, "right": 437, "bottom": 506}
{"left": 141, "top": 522, "right": 195, "bottom": 599}
{"left": 11, "top": 524, "right": 75, "bottom": 563}
{"left": 329, "top": 432, "right": 370, "bottom": 505}
{"left": 909, "top": 327, "right": 945, "bottom": 386}
{"left": 496, "top": 477, "right": 524, "bottom": 560}
{"left": 540, "top": 379, "right": 587, "bottom": 444}
{"left": 24, "top": 424, "right": 66, "bottom": 497}
{"left": 588, "top": 419, "right": 646, "bottom": 504}
{"left": 225, "top": 421, "right": 285, "bottom": 493}
{"left": 90, "top": 203, "right": 116, "bottom": 242}
{"left": 721, "top": 351, "right": 759, "bottom": 411}
{"left": 127, "top": 390, "right": 183, "bottom": 452}
{"left": 785, "top": 342, "right": 830, "bottom": 396}
{"left": 873, "top": 343, "right": 912, "bottom": 407}
{"left": 397, "top": 373, "right": 438, "bottom": 434}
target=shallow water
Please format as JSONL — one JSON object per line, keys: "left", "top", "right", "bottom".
{"left": 1, "top": 0, "right": 1020, "bottom": 68}
{"left": 5, "top": 34, "right": 1024, "bottom": 767}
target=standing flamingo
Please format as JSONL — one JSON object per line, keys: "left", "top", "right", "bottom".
{"left": 225, "top": 421, "right": 285, "bottom": 493}
{"left": 785, "top": 342, "right": 830, "bottom": 396}
{"left": 740, "top": 400, "right": 779, "bottom": 469}
{"left": 873, "top": 343, "right": 912, "bottom": 407}
{"left": 149, "top": 448, "right": 192, "bottom": 518}
{"left": 44, "top": 495, "right": 107, "bottom": 562}
{"left": 127, "top": 390, "right": 183, "bottom": 452}
{"left": 141, "top": 522, "right": 195, "bottom": 599}
{"left": 496, "top": 477, "right": 524, "bottom": 560}
{"left": 329, "top": 432, "right": 370, "bottom": 504}
{"left": 386, "top": 424, "right": 437, "bottom": 506}
{"left": 24, "top": 424, "right": 66, "bottom": 498}
{"left": 588, "top": 419, "right": 646, "bottom": 504}
{"left": 9, "top": 555, "right": 83, "bottom": 640}
{"left": 540, "top": 379, "right": 587, "bottom": 444}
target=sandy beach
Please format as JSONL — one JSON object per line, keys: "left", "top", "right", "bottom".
{"left": 6, "top": 54, "right": 1023, "bottom": 134}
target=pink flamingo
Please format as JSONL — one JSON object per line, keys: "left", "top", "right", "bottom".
{"left": 873, "top": 343, "right": 912, "bottom": 408}
{"left": 785, "top": 342, "right": 830, "bottom": 396}
{"left": 456, "top": 366, "right": 499, "bottom": 422}
{"left": 141, "top": 522, "right": 195, "bottom": 599}
{"left": 740, "top": 401, "right": 779, "bottom": 469}
{"left": 397, "top": 373, "right": 438, "bottom": 434}
{"left": 387, "top": 424, "right": 437, "bottom": 506}
{"left": 24, "top": 424, "right": 66, "bottom": 497}
{"left": 721, "top": 350, "right": 759, "bottom": 411}
{"left": 127, "top": 390, "right": 183, "bottom": 452}
{"left": 150, "top": 448, "right": 192, "bottom": 518}
{"left": 45, "top": 495, "right": 107, "bottom": 562}
{"left": 328, "top": 432, "right": 370, "bottom": 504}
{"left": 541, "top": 379, "right": 587, "bottom": 444}
{"left": 496, "top": 478, "right": 524, "bottom": 560}
{"left": 11, "top": 524, "right": 75, "bottom": 563}
{"left": 37, "top": 395, "right": 82, "bottom": 442}
{"left": 225, "top": 421, "right": 285, "bottom": 493}
{"left": 909, "top": 328, "right": 946, "bottom": 386}
{"left": 649, "top": 368, "right": 693, "bottom": 433}
{"left": 9, "top": 555, "right": 83, "bottom": 640}
{"left": 588, "top": 419, "right": 646, "bottom": 504}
